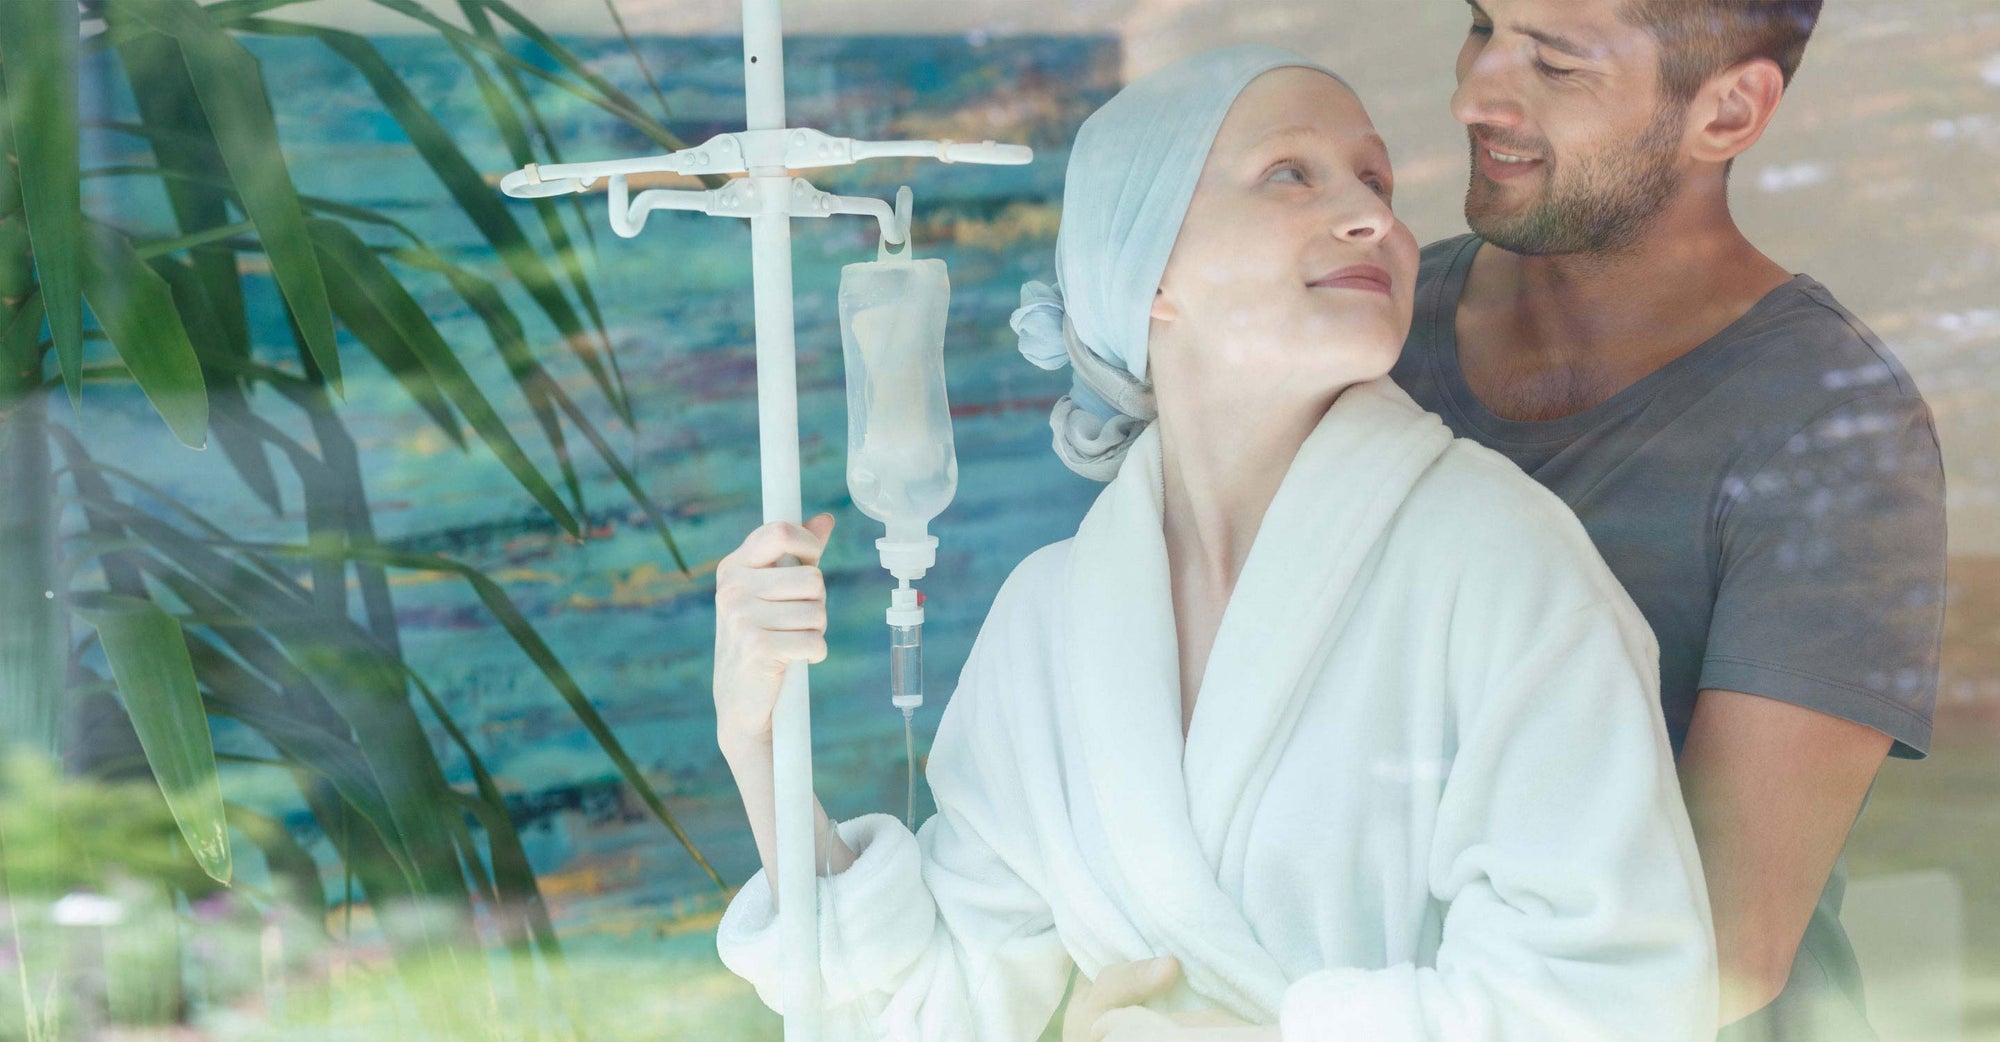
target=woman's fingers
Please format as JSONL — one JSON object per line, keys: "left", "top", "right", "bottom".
{"left": 734, "top": 564, "right": 827, "bottom": 603}
{"left": 725, "top": 513, "right": 836, "bottom": 571}
{"left": 1089, "top": 1005, "right": 1176, "bottom": 1042}
{"left": 753, "top": 629, "right": 828, "bottom": 666}
{"left": 1064, "top": 957, "right": 1180, "bottom": 1042}
{"left": 732, "top": 598, "right": 826, "bottom": 634}
{"left": 1095, "top": 956, "right": 1181, "bottom": 1007}
{"left": 711, "top": 513, "right": 837, "bottom": 748}
{"left": 1168, "top": 1008, "right": 1254, "bottom": 1028}
{"left": 803, "top": 511, "right": 835, "bottom": 545}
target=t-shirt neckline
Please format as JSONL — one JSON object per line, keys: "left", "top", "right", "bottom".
{"left": 1425, "top": 234, "right": 1814, "bottom": 448}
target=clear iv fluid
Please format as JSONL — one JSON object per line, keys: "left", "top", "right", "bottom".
{"left": 839, "top": 243, "right": 953, "bottom": 828}
{"left": 840, "top": 258, "right": 957, "bottom": 538}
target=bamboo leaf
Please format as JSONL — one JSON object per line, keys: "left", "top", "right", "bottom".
{"left": 94, "top": 71, "right": 255, "bottom": 371}
{"left": 306, "top": 223, "right": 465, "bottom": 449}
{"left": 224, "top": 803, "right": 325, "bottom": 917}
{"left": 417, "top": 680, "right": 563, "bottom": 964}
{"left": 447, "top": 27, "right": 622, "bottom": 460}
{"left": 70, "top": 592, "right": 232, "bottom": 885}
{"left": 183, "top": 634, "right": 413, "bottom": 884}
{"left": 3, "top": 292, "right": 46, "bottom": 389}
{"left": 459, "top": 0, "right": 670, "bottom": 148}
{"left": 455, "top": 0, "right": 598, "bottom": 254}
{"left": 359, "top": 0, "right": 683, "bottom": 151}
{"left": 0, "top": 0, "right": 83, "bottom": 404}
{"left": 79, "top": 222, "right": 210, "bottom": 448}
{"left": 122, "top": 0, "right": 342, "bottom": 392}
{"left": 392, "top": 245, "right": 690, "bottom": 571}
{"left": 307, "top": 217, "right": 582, "bottom": 536}
{"left": 596, "top": 0, "right": 673, "bottom": 123}
{"left": 62, "top": 432, "right": 628, "bottom": 920}
{"left": 148, "top": 256, "right": 284, "bottom": 514}
{"left": 52, "top": 438, "right": 441, "bottom": 894}
{"left": 202, "top": 0, "right": 324, "bottom": 23}
{"left": 131, "top": 220, "right": 257, "bottom": 260}
{"left": 108, "top": 505, "right": 720, "bottom": 892}
{"left": 97, "top": 157, "right": 682, "bottom": 560}
{"left": 74, "top": 487, "right": 458, "bottom": 902}
{"left": 264, "top": 540, "right": 727, "bottom": 892}
{"left": 305, "top": 22, "right": 632, "bottom": 425}
{"left": 390, "top": 238, "right": 584, "bottom": 524}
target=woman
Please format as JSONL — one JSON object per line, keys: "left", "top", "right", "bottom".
{"left": 711, "top": 45, "right": 1716, "bottom": 1041}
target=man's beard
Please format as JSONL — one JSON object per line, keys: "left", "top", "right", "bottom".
{"left": 1464, "top": 104, "right": 1685, "bottom": 256}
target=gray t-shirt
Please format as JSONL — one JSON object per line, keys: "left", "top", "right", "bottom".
{"left": 1394, "top": 234, "right": 1947, "bottom": 1040}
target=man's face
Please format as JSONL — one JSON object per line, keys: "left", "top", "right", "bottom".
{"left": 1453, "top": 0, "right": 1689, "bottom": 256}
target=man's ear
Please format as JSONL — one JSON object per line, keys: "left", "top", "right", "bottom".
{"left": 1149, "top": 287, "right": 1179, "bottom": 323}
{"left": 1688, "top": 57, "right": 1785, "bottom": 165}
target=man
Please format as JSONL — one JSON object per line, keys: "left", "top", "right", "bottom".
{"left": 1391, "top": 1, "right": 1947, "bottom": 1038}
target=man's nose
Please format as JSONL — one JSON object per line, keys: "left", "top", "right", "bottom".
{"left": 1451, "top": 44, "right": 1525, "bottom": 130}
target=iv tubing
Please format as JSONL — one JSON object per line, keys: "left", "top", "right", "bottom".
{"left": 887, "top": 582, "right": 925, "bottom": 830}
{"left": 904, "top": 707, "right": 917, "bottom": 830}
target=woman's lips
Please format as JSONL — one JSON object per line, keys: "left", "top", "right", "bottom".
{"left": 1310, "top": 264, "right": 1392, "bottom": 296}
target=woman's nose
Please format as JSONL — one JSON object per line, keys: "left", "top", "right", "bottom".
{"left": 1335, "top": 191, "right": 1393, "bottom": 243}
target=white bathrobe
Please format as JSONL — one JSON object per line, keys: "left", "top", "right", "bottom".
{"left": 718, "top": 378, "right": 1717, "bottom": 1041}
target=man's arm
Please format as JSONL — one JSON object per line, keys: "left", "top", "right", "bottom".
{"left": 1678, "top": 687, "right": 1892, "bottom": 1024}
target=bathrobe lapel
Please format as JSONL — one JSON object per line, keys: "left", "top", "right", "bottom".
{"left": 1066, "top": 378, "right": 1452, "bottom": 1020}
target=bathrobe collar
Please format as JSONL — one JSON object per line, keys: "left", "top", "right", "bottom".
{"left": 1065, "top": 376, "right": 1453, "bottom": 1018}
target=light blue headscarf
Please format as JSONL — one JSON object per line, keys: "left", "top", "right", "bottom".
{"left": 1009, "top": 45, "right": 1351, "bottom": 480}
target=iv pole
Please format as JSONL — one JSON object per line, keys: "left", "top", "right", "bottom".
{"left": 499, "top": 2, "right": 1029, "bottom": 1038}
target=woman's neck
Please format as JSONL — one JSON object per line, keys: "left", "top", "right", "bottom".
{"left": 1155, "top": 383, "right": 1334, "bottom": 594}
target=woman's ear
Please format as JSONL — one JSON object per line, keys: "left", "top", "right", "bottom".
{"left": 1149, "top": 287, "right": 1179, "bottom": 323}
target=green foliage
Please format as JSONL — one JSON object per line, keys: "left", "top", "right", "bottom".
{"left": 70, "top": 592, "right": 231, "bottom": 885}
{"left": 117, "top": 0, "right": 343, "bottom": 393}
{"left": 0, "top": 0, "right": 83, "bottom": 403}
{"left": 1, "top": 0, "right": 718, "bottom": 1034}
{"left": 78, "top": 222, "right": 208, "bottom": 447}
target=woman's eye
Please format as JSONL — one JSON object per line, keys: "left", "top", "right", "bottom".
{"left": 1535, "top": 57, "right": 1578, "bottom": 79}
{"left": 1367, "top": 179, "right": 1393, "bottom": 200}
{"left": 1468, "top": 20, "right": 1493, "bottom": 37}
{"left": 1268, "top": 163, "right": 1307, "bottom": 184}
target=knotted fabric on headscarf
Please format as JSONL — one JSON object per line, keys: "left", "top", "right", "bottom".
{"left": 1008, "top": 44, "right": 1349, "bottom": 480}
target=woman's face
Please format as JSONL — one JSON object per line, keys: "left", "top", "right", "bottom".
{"left": 1150, "top": 68, "right": 1419, "bottom": 406}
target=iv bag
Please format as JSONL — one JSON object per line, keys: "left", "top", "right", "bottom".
{"left": 838, "top": 250, "right": 957, "bottom": 556}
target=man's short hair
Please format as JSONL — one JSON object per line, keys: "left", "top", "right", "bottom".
{"left": 1620, "top": 0, "right": 1825, "bottom": 105}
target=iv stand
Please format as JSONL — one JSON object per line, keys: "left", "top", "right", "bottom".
{"left": 499, "top": 3, "right": 1029, "bottom": 1038}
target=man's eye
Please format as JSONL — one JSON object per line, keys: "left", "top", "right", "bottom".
{"left": 1468, "top": 20, "right": 1493, "bottom": 37}
{"left": 1535, "top": 58, "right": 1578, "bottom": 79}
{"left": 1367, "top": 179, "right": 1393, "bottom": 200}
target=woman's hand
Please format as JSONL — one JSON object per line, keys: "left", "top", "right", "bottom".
{"left": 1064, "top": 957, "right": 1268, "bottom": 1041}
{"left": 713, "top": 513, "right": 836, "bottom": 752}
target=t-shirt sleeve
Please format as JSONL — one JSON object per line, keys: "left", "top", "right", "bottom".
{"left": 1699, "top": 392, "right": 1948, "bottom": 757}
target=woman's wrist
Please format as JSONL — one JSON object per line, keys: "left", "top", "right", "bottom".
{"left": 718, "top": 727, "right": 773, "bottom": 765}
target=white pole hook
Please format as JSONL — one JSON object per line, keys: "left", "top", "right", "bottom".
{"left": 880, "top": 185, "right": 914, "bottom": 257}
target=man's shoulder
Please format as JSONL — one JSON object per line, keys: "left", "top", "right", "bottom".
{"left": 1732, "top": 276, "right": 1925, "bottom": 402}
{"left": 1417, "top": 233, "right": 1480, "bottom": 289}
{"left": 1697, "top": 276, "right": 1939, "bottom": 473}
